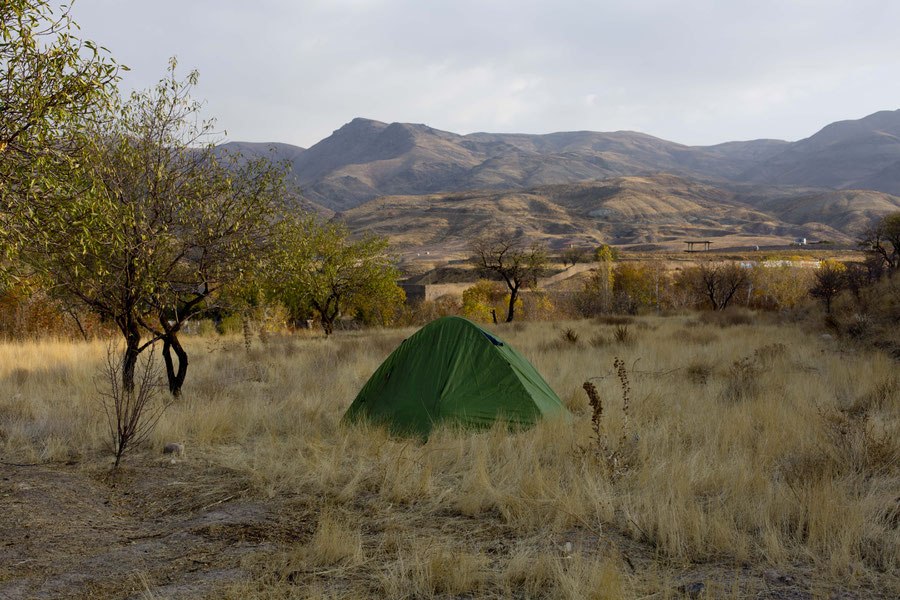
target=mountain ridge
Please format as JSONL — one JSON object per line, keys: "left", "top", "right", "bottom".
{"left": 222, "top": 109, "right": 900, "bottom": 211}
{"left": 218, "top": 110, "right": 900, "bottom": 249}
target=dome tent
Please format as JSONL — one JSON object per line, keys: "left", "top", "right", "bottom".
{"left": 343, "top": 316, "right": 570, "bottom": 437}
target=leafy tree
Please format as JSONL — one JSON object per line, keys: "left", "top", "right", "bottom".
{"left": 576, "top": 262, "right": 614, "bottom": 316}
{"left": 19, "top": 64, "right": 286, "bottom": 394}
{"left": 268, "top": 216, "right": 403, "bottom": 336}
{"left": 561, "top": 247, "right": 587, "bottom": 267}
{"left": 1, "top": 0, "right": 120, "bottom": 259}
{"left": 462, "top": 279, "right": 513, "bottom": 323}
{"left": 471, "top": 234, "right": 547, "bottom": 322}
{"left": 594, "top": 244, "right": 619, "bottom": 262}
{"left": 809, "top": 260, "right": 847, "bottom": 314}
{"left": 749, "top": 264, "right": 813, "bottom": 309}
{"left": 859, "top": 212, "right": 900, "bottom": 273}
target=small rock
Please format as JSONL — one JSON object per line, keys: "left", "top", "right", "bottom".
{"left": 163, "top": 442, "right": 184, "bottom": 456}
{"left": 678, "top": 581, "right": 705, "bottom": 598}
{"left": 821, "top": 334, "right": 833, "bottom": 340}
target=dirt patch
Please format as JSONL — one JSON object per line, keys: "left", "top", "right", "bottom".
{"left": 0, "top": 458, "right": 278, "bottom": 599}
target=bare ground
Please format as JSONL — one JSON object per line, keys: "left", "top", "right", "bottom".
{"left": 2, "top": 453, "right": 896, "bottom": 599}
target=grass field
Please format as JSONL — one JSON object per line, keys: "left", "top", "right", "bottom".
{"left": 1, "top": 314, "right": 898, "bottom": 599}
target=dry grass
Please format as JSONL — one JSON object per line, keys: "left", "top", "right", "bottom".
{"left": 1, "top": 316, "right": 898, "bottom": 598}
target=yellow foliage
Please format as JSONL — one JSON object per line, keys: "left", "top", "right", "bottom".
{"left": 462, "top": 280, "right": 509, "bottom": 322}
{"left": 751, "top": 265, "right": 814, "bottom": 309}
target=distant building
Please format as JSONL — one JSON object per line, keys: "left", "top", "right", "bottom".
{"left": 795, "top": 237, "right": 807, "bottom": 246}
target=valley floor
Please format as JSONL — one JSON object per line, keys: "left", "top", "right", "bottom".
{"left": 1, "top": 316, "right": 898, "bottom": 599}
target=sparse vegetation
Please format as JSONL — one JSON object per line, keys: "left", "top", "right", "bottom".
{"left": 2, "top": 4, "right": 900, "bottom": 598}
{"left": 1, "top": 316, "right": 897, "bottom": 597}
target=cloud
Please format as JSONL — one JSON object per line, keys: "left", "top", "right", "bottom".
{"left": 73, "top": 0, "right": 900, "bottom": 146}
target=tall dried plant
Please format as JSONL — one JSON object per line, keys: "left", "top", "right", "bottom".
{"left": 581, "top": 357, "right": 633, "bottom": 478}
{"left": 97, "top": 342, "right": 171, "bottom": 468}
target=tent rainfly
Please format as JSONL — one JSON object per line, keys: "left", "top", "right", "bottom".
{"left": 343, "top": 316, "right": 570, "bottom": 437}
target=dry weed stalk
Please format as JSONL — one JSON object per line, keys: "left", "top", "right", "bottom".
{"left": 582, "top": 381, "right": 607, "bottom": 456}
{"left": 97, "top": 342, "right": 171, "bottom": 468}
{"left": 580, "top": 356, "right": 633, "bottom": 478}
{"left": 614, "top": 357, "right": 630, "bottom": 450}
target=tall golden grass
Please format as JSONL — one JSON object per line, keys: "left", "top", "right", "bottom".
{"left": 1, "top": 315, "right": 897, "bottom": 597}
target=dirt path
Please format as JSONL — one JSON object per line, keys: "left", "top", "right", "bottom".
{"left": 0, "top": 458, "right": 300, "bottom": 599}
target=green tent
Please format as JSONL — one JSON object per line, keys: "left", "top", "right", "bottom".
{"left": 343, "top": 316, "right": 570, "bottom": 437}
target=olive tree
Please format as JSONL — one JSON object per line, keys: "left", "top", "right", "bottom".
{"left": 471, "top": 234, "right": 547, "bottom": 322}
{"left": 267, "top": 216, "right": 403, "bottom": 336}
{"left": 20, "top": 63, "right": 286, "bottom": 394}
{"left": 1, "top": 0, "right": 120, "bottom": 273}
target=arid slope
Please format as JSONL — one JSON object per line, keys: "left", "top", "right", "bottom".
{"left": 338, "top": 175, "right": 900, "bottom": 250}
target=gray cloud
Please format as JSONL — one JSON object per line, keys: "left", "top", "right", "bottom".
{"left": 75, "top": 0, "right": 900, "bottom": 147}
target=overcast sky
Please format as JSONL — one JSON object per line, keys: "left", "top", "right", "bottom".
{"left": 74, "top": 0, "right": 900, "bottom": 148}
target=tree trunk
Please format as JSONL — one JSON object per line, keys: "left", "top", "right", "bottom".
{"left": 121, "top": 317, "right": 141, "bottom": 394}
{"left": 506, "top": 287, "right": 519, "bottom": 322}
{"left": 315, "top": 299, "right": 338, "bottom": 337}
{"left": 162, "top": 331, "right": 188, "bottom": 397}
{"left": 242, "top": 313, "right": 252, "bottom": 352}
{"left": 321, "top": 316, "right": 335, "bottom": 336}
{"left": 65, "top": 307, "right": 89, "bottom": 341}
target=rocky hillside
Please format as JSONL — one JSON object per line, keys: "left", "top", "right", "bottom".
{"left": 336, "top": 175, "right": 900, "bottom": 251}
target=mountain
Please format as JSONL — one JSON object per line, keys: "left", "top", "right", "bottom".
{"left": 337, "top": 174, "right": 900, "bottom": 253}
{"left": 215, "top": 141, "right": 337, "bottom": 217}
{"left": 240, "top": 118, "right": 795, "bottom": 211}
{"left": 217, "top": 111, "right": 900, "bottom": 250}
{"left": 740, "top": 110, "right": 900, "bottom": 194}
{"left": 226, "top": 110, "right": 900, "bottom": 212}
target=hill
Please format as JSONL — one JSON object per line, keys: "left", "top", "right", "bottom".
{"left": 337, "top": 175, "right": 900, "bottom": 255}
{"left": 215, "top": 141, "right": 334, "bottom": 218}
{"left": 223, "top": 110, "right": 900, "bottom": 212}
{"left": 740, "top": 110, "right": 900, "bottom": 194}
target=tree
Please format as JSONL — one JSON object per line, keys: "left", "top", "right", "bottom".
{"left": 575, "top": 263, "right": 614, "bottom": 316}
{"left": 594, "top": 244, "right": 619, "bottom": 262}
{"left": 809, "top": 260, "right": 846, "bottom": 314}
{"left": 561, "top": 247, "right": 587, "bottom": 267}
{"left": 462, "top": 279, "right": 515, "bottom": 323}
{"left": 859, "top": 212, "right": 900, "bottom": 273}
{"left": 267, "top": 216, "right": 403, "bottom": 336}
{"left": 749, "top": 264, "right": 813, "bottom": 309}
{"left": 1, "top": 1, "right": 120, "bottom": 257}
{"left": 688, "top": 262, "right": 750, "bottom": 311}
{"left": 19, "top": 64, "right": 286, "bottom": 394}
{"left": 471, "top": 234, "right": 547, "bottom": 322}
{"left": 98, "top": 341, "right": 171, "bottom": 468}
